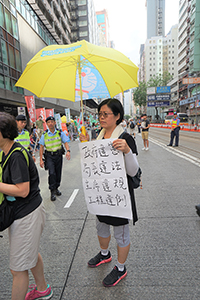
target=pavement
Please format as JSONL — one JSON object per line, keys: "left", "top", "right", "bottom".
{"left": 1, "top": 130, "right": 200, "bottom": 300}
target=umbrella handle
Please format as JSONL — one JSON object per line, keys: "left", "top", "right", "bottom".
{"left": 81, "top": 126, "right": 87, "bottom": 143}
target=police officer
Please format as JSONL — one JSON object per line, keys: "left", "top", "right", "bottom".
{"left": 167, "top": 112, "right": 180, "bottom": 147}
{"left": 39, "top": 116, "right": 70, "bottom": 201}
{"left": 15, "top": 114, "right": 36, "bottom": 162}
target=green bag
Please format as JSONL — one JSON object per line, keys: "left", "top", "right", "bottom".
{"left": 0, "top": 146, "right": 29, "bottom": 231}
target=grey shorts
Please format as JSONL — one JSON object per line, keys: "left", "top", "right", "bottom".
{"left": 9, "top": 203, "right": 46, "bottom": 271}
{"left": 96, "top": 217, "right": 130, "bottom": 247}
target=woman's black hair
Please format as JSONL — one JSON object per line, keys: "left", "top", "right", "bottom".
{"left": 98, "top": 98, "right": 124, "bottom": 125}
{"left": 0, "top": 112, "right": 18, "bottom": 140}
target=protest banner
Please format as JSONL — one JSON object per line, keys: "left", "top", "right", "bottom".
{"left": 79, "top": 139, "right": 132, "bottom": 219}
{"left": 45, "top": 108, "right": 54, "bottom": 118}
{"left": 24, "top": 96, "right": 36, "bottom": 123}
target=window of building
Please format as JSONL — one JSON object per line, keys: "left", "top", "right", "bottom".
{"left": 4, "top": 7, "right": 13, "bottom": 35}
{"left": 8, "top": 44, "right": 15, "bottom": 68}
{"left": 78, "top": 20, "right": 87, "bottom": 26}
{"left": 77, "top": 0, "right": 87, "bottom": 5}
{"left": 0, "top": 73, "right": 4, "bottom": 88}
{"left": 79, "top": 30, "right": 88, "bottom": 37}
{"left": 78, "top": 10, "right": 87, "bottom": 16}
{"left": 0, "top": 3, "right": 6, "bottom": 28}
{"left": 5, "top": 76, "right": 11, "bottom": 90}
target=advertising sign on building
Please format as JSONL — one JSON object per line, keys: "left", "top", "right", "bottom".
{"left": 182, "top": 77, "right": 200, "bottom": 84}
{"left": 156, "top": 86, "right": 171, "bottom": 93}
{"left": 147, "top": 87, "right": 156, "bottom": 94}
{"left": 148, "top": 94, "right": 171, "bottom": 101}
{"left": 17, "top": 107, "right": 26, "bottom": 116}
{"left": 147, "top": 101, "right": 170, "bottom": 107}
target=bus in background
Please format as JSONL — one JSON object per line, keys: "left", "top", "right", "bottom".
{"left": 165, "top": 113, "right": 189, "bottom": 126}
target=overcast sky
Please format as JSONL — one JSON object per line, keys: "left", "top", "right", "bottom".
{"left": 93, "top": 0, "right": 179, "bottom": 66}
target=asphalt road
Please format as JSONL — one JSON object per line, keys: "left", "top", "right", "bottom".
{"left": 1, "top": 128, "right": 200, "bottom": 300}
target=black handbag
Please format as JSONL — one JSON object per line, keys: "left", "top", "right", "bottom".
{"left": 0, "top": 199, "right": 16, "bottom": 232}
{"left": 131, "top": 167, "right": 142, "bottom": 189}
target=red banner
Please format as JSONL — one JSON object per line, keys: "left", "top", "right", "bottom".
{"left": 45, "top": 109, "right": 54, "bottom": 118}
{"left": 36, "top": 108, "right": 47, "bottom": 130}
{"left": 24, "top": 96, "right": 36, "bottom": 123}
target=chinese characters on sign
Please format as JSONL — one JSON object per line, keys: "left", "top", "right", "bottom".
{"left": 79, "top": 139, "right": 132, "bottom": 220}
{"left": 24, "top": 96, "right": 36, "bottom": 123}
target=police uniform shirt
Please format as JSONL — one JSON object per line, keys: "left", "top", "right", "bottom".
{"left": 39, "top": 128, "right": 69, "bottom": 146}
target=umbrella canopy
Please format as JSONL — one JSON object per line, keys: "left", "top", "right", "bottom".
{"left": 16, "top": 40, "right": 138, "bottom": 102}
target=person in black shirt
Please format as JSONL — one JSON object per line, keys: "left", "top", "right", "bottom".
{"left": 0, "top": 112, "right": 53, "bottom": 300}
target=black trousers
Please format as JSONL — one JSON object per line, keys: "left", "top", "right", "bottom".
{"left": 46, "top": 153, "right": 63, "bottom": 191}
{"left": 169, "top": 127, "right": 180, "bottom": 146}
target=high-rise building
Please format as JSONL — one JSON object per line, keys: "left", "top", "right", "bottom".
{"left": 178, "top": 0, "right": 200, "bottom": 121}
{"left": 76, "top": 0, "right": 100, "bottom": 45}
{"left": 0, "top": 0, "right": 100, "bottom": 118}
{"left": 96, "top": 9, "right": 109, "bottom": 47}
{"left": 145, "top": 26, "right": 178, "bottom": 120}
{"left": 146, "top": 0, "right": 165, "bottom": 39}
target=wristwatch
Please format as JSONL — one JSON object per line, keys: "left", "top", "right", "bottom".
{"left": 67, "top": 150, "right": 70, "bottom": 152}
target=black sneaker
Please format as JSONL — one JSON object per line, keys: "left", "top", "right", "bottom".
{"left": 50, "top": 191, "right": 56, "bottom": 201}
{"left": 195, "top": 205, "right": 200, "bottom": 217}
{"left": 55, "top": 189, "right": 62, "bottom": 196}
{"left": 88, "top": 251, "right": 112, "bottom": 268}
{"left": 103, "top": 266, "right": 127, "bottom": 287}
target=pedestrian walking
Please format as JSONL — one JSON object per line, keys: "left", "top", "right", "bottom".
{"left": 14, "top": 115, "right": 36, "bottom": 162}
{"left": 137, "top": 119, "right": 141, "bottom": 133}
{"left": 91, "top": 122, "right": 97, "bottom": 140}
{"left": 0, "top": 112, "right": 53, "bottom": 300}
{"left": 36, "top": 115, "right": 45, "bottom": 140}
{"left": 167, "top": 112, "right": 180, "bottom": 147}
{"left": 129, "top": 118, "right": 136, "bottom": 137}
{"left": 39, "top": 116, "right": 70, "bottom": 201}
{"left": 80, "top": 98, "right": 139, "bottom": 287}
{"left": 141, "top": 114, "right": 150, "bottom": 150}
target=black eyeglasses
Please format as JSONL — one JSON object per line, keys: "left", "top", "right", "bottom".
{"left": 98, "top": 112, "right": 114, "bottom": 118}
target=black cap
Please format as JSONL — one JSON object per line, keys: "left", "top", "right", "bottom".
{"left": 174, "top": 112, "right": 177, "bottom": 115}
{"left": 16, "top": 115, "right": 27, "bottom": 121}
{"left": 46, "top": 116, "right": 55, "bottom": 122}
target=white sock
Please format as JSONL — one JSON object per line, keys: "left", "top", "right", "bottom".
{"left": 101, "top": 249, "right": 109, "bottom": 256}
{"left": 116, "top": 261, "right": 125, "bottom": 272}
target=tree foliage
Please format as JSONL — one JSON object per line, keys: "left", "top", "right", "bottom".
{"left": 133, "top": 81, "right": 147, "bottom": 107}
{"left": 133, "top": 72, "right": 173, "bottom": 107}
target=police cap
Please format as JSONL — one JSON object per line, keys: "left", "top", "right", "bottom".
{"left": 46, "top": 116, "right": 55, "bottom": 122}
{"left": 16, "top": 115, "right": 27, "bottom": 121}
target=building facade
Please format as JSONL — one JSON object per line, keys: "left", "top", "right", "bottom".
{"left": 146, "top": 0, "right": 165, "bottom": 39}
{"left": 96, "top": 9, "right": 109, "bottom": 47}
{"left": 0, "top": 0, "right": 101, "bottom": 120}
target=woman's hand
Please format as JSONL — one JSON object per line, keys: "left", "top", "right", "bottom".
{"left": 79, "top": 131, "right": 90, "bottom": 142}
{"left": 112, "top": 138, "right": 130, "bottom": 154}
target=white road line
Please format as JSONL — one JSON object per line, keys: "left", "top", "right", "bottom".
{"left": 149, "top": 137, "right": 200, "bottom": 168}
{"left": 64, "top": 189, "right": 79, "bottom": 208}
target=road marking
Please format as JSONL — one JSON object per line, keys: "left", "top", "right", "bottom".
{"left": 64, "top": 189, "right": 79, "bottom": 208}
{"left": 149, "top": 137, "right": 200, "bottom": 168}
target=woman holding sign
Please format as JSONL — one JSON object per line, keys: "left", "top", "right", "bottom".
{"left": 80, "top": 98, "right": 139, "bottom": 287}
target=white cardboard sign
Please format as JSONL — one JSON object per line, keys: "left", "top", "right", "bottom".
{"left": 79, "top": 139, "right": 132, "bottom": 219}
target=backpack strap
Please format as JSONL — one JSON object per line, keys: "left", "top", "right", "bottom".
{"left": 1, "top": 146, "right": 29, "bottom": 169}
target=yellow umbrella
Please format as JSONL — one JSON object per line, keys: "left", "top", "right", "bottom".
{"left": 16, "top": 40, "right": 139, "bottom": 135}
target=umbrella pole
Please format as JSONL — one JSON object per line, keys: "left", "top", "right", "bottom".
{"left": 78, "top": 59, "right": 87, "bottom": 140}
